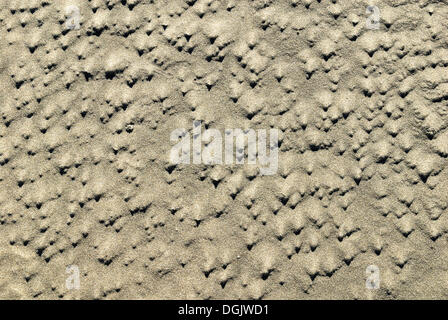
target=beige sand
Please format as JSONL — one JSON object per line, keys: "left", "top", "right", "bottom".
{"left": 0, "top": 0, "right": 448, "bottom": 300}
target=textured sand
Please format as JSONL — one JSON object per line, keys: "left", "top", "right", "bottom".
{"left": 1, "top": 0, "right": 448, "bottom": 300}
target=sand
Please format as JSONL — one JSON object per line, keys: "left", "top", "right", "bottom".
{"left": 0, "top": 0, "right": 448, "bottom": 300}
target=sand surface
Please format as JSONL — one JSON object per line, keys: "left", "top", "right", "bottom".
{"left": 1, "top": 0, "right": 448, "bottom": 300}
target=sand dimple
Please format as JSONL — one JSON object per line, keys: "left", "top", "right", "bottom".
{"left": 0, "top": 0, "right": 448, "bottom": 300}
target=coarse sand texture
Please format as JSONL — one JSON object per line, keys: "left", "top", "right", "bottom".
{"left": 1, "top": 0, "right": 448, "bottom": 300}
